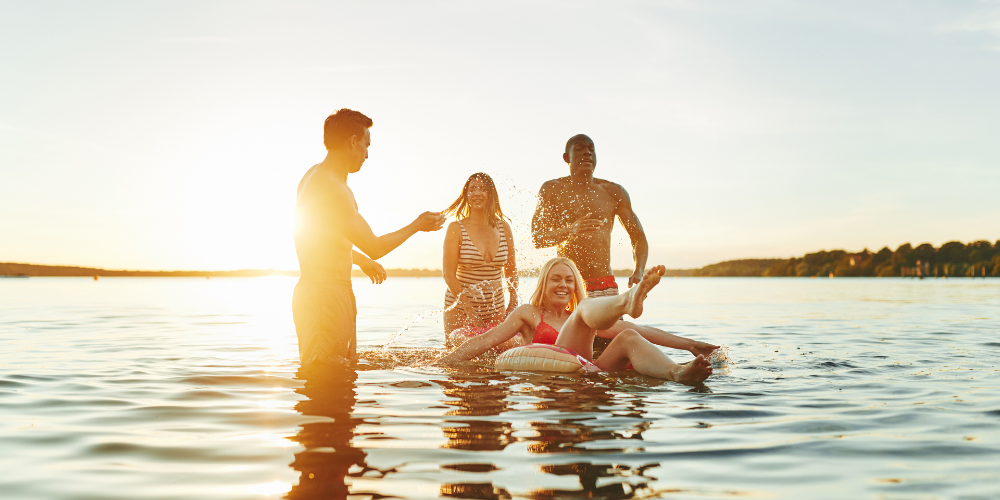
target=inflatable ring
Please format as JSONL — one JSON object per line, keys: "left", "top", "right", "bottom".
{"left": 494, "top": 344, "right": 600, "bottom": 373}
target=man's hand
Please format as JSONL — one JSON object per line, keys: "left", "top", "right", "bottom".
{"left": 628, "top": 268, "right": 645, "bottom": 288}
{"left": 568, "top": 214, "right": 603, "bottom": 237}
{"left": 359, "top": 258, "right": 387, "bottom": 284}
{"left": 414, "top": 212, "right": 446, "bottom": 232}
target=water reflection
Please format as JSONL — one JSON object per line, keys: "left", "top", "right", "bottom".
{"left": 286, "top": 364, "right": 374, "bottom": 500}
{"left": 438, "top": 372, "right": 661, "bottom": 499}
{"left": 438, "top": 373, "right": 514, "bottom": 451}
{"left": 524, "top": 378, "right": 650, "bottom": 455}
{"left": 539, "top": 463, "right": 658, "bottom": 499}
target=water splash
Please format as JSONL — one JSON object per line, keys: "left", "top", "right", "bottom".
{"left": 379, "top": 305, "right": 452, "bottom": 349}
{"left": 709, "top": 345, "right": 730, "bottom": 364}
{"left": 708, "top": 345, "right": 732, "bottom": 376}
{"left": 379, "top": 278, "right": 508, "bottom": 350}
{"left": 359, "top": 347, "right": 445, "bottom": 370}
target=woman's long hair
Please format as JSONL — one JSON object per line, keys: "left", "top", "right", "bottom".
{"left": 529, "top": 257, "right": 588, "bottom": 312}
{"left": 442, "top": 173, "right": 507, "bottom": 227}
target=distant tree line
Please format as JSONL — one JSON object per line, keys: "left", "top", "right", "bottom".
{"left": 763, "top": 240, "right": 1000, "bottom": 277}
{"left": 691, "top": 259, "right": 785, "bottom": 277}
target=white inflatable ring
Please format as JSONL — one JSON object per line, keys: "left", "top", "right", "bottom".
{"left": 494, "top": 344, "right": 600, "bottom": 373}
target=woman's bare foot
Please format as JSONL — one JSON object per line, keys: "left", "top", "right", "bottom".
{"left": 624, "top": 265, "right": 665, "bottom": 319}
{"left": 672, "top": 354, "right": 713, "bottom": 383}
{"left": 689, "top": 341, "right": 719, "bottom": 358}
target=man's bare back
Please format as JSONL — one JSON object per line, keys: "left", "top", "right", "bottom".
{"left": 531, "top": 134, "right": 648, "bottom": 288}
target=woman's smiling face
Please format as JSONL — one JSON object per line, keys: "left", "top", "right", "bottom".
{"left": 544, "top": 263, "right": 576, "bottom": 309}
{"left": 466, "top": 178, "right": 489, "bottom": 210}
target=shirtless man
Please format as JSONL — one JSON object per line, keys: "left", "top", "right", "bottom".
{"left": 293, "top": 109, "right": 445, "bottom": 365}
{"left": 531, "top": 134, "right": 648, "bottom": 296}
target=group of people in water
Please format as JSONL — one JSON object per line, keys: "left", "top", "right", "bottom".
{"left": 293, "top": 109, "right": 718, "bottom": 383}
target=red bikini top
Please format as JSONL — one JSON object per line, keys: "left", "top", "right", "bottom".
{"left": 532, "top": 319, "right": 559, "bottom": 345}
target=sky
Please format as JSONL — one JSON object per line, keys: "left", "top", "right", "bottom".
{"left": 2, "top": 1, "right": 999, "bottom": 271}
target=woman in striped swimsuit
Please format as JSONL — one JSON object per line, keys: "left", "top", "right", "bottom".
{"left": 442, "top": 173, "right": 519, "bottom": 341}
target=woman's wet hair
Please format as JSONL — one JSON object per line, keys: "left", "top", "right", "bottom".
{"left": 442, "top": 173, "right": 507, "bottom": 227}
{"left": 529, "top": 257, "right": 588, "bottom": 312}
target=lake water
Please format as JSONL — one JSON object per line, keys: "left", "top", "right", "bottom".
{"left": 1, "top": 276, "right": 999, "bottom": 499}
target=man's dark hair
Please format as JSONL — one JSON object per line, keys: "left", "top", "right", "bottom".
{"left": 564, "top": 133, "right": 593, "bottom": 156}
{"left": 323, "top": 109, "right": 373, "bottom": 150}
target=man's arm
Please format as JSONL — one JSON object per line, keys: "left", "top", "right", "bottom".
{"left": 613, "top": 184, "right": 649, "bottom": 287}
{"left": 352, "top": 250, "right": 386, "bottom": 284}
{"left": 338, "top": 189, "right": 444, "bottom": 260}
{"left": 531, "top": 182, "right": 602, "bottom": 248}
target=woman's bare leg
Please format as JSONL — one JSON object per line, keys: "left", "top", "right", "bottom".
{"left": 595, "top": 330, "right": 713, "bottom": 383}
{"left": 581, "top": 266, "right": 663, "bottom": 327}
{"left": 556, "top": 267, "right": 665, "bottom": 357}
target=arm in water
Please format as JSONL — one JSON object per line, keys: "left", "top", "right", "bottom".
{"left": 432, "top": 305, "right": 532, "bottom": 365}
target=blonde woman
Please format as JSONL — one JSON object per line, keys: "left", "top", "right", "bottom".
{"left": 442, "top": 173, "right": 518, "bottom": 341}
{"left": 432, "top": 257, "right": 716, "bottom": 383}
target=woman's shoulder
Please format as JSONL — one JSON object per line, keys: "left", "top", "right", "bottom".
{"left": 511, "top": 304, "right": 541, "bottom": 325}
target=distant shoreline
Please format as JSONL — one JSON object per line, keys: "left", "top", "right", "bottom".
{"left": 0, "top": 262, "right": 699, "bottom": 279}
{"left": 5, "top": 239, "right": 996, "bottom": 278}
{"left": 0, "top": 262, "right": 442, "bottom": 278}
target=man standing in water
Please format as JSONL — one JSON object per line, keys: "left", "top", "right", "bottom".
{"left": 294, "top": 109, "right": 445, "bottom": 365}
{"left": 531, "top": 134, "right": 648, "bottom": 296}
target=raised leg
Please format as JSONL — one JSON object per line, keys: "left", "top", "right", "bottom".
{"left": 571, "top": 266, "right": 665, "bottom": 329}
{"left": 556, "top": 266, "right": 667, "bottom": 359}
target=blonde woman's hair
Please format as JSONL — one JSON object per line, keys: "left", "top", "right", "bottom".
{"left": 529, "top": 257, "right": 588, "bottom": 312}
{"left": 442, "top": 172, "right": 507, "bottom": 227}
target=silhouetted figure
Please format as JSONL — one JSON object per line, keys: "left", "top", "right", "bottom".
{"left": 531, "top": 134, "right": 648, "bottom": 296}
{"left": 293, "top": 109, "right": 445, "bottom": 364}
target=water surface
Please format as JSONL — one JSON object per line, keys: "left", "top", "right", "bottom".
{"left": 1, "top": 277, "right": 999, "bottom": 499}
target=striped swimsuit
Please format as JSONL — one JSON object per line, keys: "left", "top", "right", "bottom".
{"left": 444, "top": 221, "right": 509, "bottom": 322}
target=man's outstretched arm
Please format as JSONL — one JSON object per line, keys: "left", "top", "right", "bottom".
{"left": 615, "top": 185, "right": 648, "bottom": 287}
{"left": 344, "top": 208, "right": 445, "bottom": 261}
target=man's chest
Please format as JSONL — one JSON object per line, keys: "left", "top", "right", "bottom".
{"left": 550, "top": 187, "right": 617, "bottom": 219}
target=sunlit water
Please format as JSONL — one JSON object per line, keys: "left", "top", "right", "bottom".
{"left": 1, "top": 277, "right": 999, "bottom": 499}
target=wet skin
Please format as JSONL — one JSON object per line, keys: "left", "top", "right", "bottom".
{"left": 443, "top": 177, "right": 519, "bottom": 334}
{"left": 433, "top": 263, "right": 715, "bottom": 383}
{"left": 531, "top": 135, "right": 649, "bottom": 286}
{"left": 295, "top": 128, "right": 445, "bottom": 283}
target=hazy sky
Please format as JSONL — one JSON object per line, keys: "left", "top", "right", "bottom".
{"left": 2, "top": 1, "right": 999, "bottom": 271}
